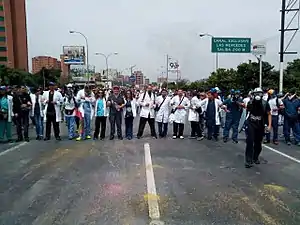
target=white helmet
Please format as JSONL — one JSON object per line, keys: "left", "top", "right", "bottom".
{"left": 66, "top": 83, "right": 73, "bottom": 88}
{"left": 253, "top": 87, "right": 263, "bottom": 93}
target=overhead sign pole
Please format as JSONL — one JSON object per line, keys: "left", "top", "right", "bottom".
{"left": 252, "top": 43, "right": 266, "bottom": 88}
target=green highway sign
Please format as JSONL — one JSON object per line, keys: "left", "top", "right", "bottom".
{"left": 211, "top": 37, "right": 251, "bottom": 53}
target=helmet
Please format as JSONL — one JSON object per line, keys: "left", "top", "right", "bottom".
{"left": 210, "top": 88, "right": 217, "bottom": 93}
{"left": 268, "top": 89, "right": 275, "bottom": 95}
{"left": 235, "top": 90, "right": 241, "bottom": 95}
{"left": 66, "top": 83, "right": 73, "bottom": 88}
{"left": 230, "top": 89, "right": 235, "bottom": 94}
{"left": 253, "top": 87, "right": 263, "bottom": 93}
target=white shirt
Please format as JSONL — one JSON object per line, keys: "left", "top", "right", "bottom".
{"left": 268, "top": 97, "right": 283, "bottom": 116}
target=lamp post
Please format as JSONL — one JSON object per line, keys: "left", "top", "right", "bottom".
{"left": 199, "top": 33, "right": 219, "bottom": 72}
{"left": 69, "top": 30, "right": 89, "bottom": 82}
{"left": 95, "top": 52, "right": 118, "bottom": 87}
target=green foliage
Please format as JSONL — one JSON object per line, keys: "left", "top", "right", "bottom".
{"left": 163, "top": 58, "right": 300, "bottom": 94}
{"left": 0, "top": 65, "right": 62, "bottom": 88}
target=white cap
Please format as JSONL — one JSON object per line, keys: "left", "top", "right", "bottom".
{"left": 253, "top": 87, "right": 263, "bottom": 93}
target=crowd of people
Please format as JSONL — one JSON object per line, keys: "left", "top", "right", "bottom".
{"left": 0, "top": 82, "right": 299, "bottom": 168}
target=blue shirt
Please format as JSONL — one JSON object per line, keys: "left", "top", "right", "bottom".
{"left": 0, "top": 96, "right": 8, "bottom": 112}
{"left": 283, "top": 98, "right": 300, "bottom": 118}
{"left": 96, "top": 99, "right": 104, "bottom": 116}
{"left": 83, "top": 101, "right": 91, "bottom": 115}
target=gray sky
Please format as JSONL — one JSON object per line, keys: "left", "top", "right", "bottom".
{"left": 26, "top": 0, "right": 300, "bottom": 81}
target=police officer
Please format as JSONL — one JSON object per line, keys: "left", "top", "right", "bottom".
{"left": 245, "top": 87, "right": 271, "bottom": 168}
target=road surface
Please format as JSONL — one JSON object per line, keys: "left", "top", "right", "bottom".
{"left": 0, "top": 119, "right": 300, "bottom": 225}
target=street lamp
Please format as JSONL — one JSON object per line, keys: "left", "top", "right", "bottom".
{"left": 199, "top": 33, "right": 219, "bottom": 72}
{"left": 95, "top": 52, "right": 118, "bottom": 86}
{"left": 69, "top": 30, "right": 90, "bottom": 82}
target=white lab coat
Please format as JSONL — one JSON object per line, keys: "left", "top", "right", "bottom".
{"left": 202, "top": 98, "right": 223, "bottom": 125}
{"left": 30, "top": 93, "right": 44, "bottom": 117}
{"left": 94, "top": 97, "right": 109, "bottom": 117}
{"left": 4, "top": 95, "right": 13, "bottom": 123}
{"left": 76, "top": 89, "right": 95, "bottom": 119}
{"left": 123, "top": 99, "right": 138, "bottom": 118}
{"left": 42, "top": 90, "right": 63, "bottom": 122}
{"left": 155, "top": 95, "right": 171, "bottom": 123}
{"left": 188, "top": 96, "right": 202, "bottom": 122}
{"left": 138, "top": 92, "right": 155, "bottom": 118}
{"left": 170, "top": 95, "right": 190, "bottom": 124}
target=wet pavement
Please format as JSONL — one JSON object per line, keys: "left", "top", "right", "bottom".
{"left": 0, "top": 119, "right": 300, "bottom": 225}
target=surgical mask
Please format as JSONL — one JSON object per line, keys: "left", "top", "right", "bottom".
{"left": 254, "top": 95, "right": 261, "bottom": 101}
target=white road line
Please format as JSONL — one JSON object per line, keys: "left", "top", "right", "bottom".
{"left": 0, "top": 142, "right": 28, "bottom": 157}
{"left": 144, "top": 142, "right": 161, "bottom": 220}
{"left": 263, "top": 144, "right": 300, "bottom": 164}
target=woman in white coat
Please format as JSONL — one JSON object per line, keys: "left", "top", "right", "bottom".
{"left": 124, "top": 90, "right": 137, "bottom": 140}
{"left": 43, "top": 82, "right": 63, "bottom": 141}
{"left": 188, "top": 91, "right": 203, "bottom": 140}
{"left": 170, "top": 89, "right": 190, "bottom": 139}
{"left": 155, "top": 89, "right": 171, "bottom": 138}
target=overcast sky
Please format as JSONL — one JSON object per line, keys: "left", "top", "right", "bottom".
{"left": 26, "top": 0, "right": 300, "bottom": 81}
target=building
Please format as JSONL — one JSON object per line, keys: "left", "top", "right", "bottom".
{"left": 1, "top": 0, "right": 28, "bottom": 71}
{"left": 32, "top": 56, "right": 61, "bottom": 74}
{"left": 133, "top": 70, "right": 144, "bottom": 85}
{"left": 157, "top": 76, "right": 167, "bottom": 83}
{"left": 144, "top": 78, "right": 150, "bottom": 85}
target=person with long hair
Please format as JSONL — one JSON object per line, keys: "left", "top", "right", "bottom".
{"left": 94, "top": 89, "right": 108, "bottom": 140}
{"left": 124, "top": 90, "right": 137, "bottom": 140}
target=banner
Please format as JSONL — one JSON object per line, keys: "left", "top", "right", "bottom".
{"left": 63, "top": 46, "right": 85, "bottom": 65}
{"left": 168, "top": 60, "right": 180, "bottom": 72}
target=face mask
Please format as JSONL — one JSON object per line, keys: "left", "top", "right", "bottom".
{"left": 254, "top": 95, "right": 261, "bottom": 101}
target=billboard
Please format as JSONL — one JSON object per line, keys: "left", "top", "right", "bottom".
{"left": 63, "top": 46, "right": 85, "bottom": 65}
{"left": 168, "top": 59, "right": 180, "bottom": 72}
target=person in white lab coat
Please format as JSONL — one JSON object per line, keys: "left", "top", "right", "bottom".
{"left": 137, "top": 85, "right": 157, "bottom": 139}
{"left": 170, "top": 89, "right": 190, "bottom": 139}
{"left": 43, "top": 82, "right": 63, "bottom": 141}
{"left": 188, "top": 91, "right": 203, "bottom": 140}
{"left": 155, "top": 89, "right": 171, "bottom": 138}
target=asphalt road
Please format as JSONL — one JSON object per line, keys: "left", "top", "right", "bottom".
{"left": 0, "top": 118, "right": 300, "bottom": 225}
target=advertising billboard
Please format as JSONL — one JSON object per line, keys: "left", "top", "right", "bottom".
{"left": 63, "top": 46, "right": 85, "bottom": 65}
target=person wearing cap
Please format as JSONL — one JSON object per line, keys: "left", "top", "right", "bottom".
{"left": 137, "top": 85, "right": 157, "bottom": 139}
{"left": 282, "top": 88, "right": 300, "bottom": 146}
{"left": 42, "top": 82, "right": 63, "bottom": 141}
{"left": 12, "top": 86, "right": 32, "bottom": 142}
{"left": 245, "top": 87, "right": 271, "bottom": 168}
{"left": 30, "top": 87, "right": 44, "bottom": 140}
{"left": 107, "top": 86, "right": 125, "bottom": 140}
{"left": 76, "top": 85, "right": 95, "bottom": 141}
{"left": 0, "top": 86, "right": 13, "bottom": 143}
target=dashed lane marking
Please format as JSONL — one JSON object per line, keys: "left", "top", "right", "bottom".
{"left": 144, "top": 143, "right": 164, "bottom": 224}
{"left": 0, "top": 142, "right": 28, "bottom": 157}
{"left": 263, "top": 144, "right": 300, "bottom": 164}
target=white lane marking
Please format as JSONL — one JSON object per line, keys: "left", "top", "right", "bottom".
{"left": 0, "top": 142, "right": 28, "bottom": 157}
{"left": 144, "top": 143, "right": 161, "bottom": 220}
{"left": 263, "top": 144, "right": 300, "bottom": 164}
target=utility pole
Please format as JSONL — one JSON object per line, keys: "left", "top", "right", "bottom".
{"left": 259, "top": 55, "right": 263, "bottom": 88}
{"left": 279, "top": 0, "right": 299, "bottom": 92}
{"left": 166, "top": 54, "right": 169, "bottom": 89}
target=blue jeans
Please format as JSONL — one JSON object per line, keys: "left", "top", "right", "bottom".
{"left": 125, "top": 117, "right": 134, "bottom": 139}
{"left": 223, "top": 114, "right": 239, "bottom": 141}
{"left": 34, "top": 114, "right": 44, "bottom": 137}
{"left": 65, "top": 116, "right": 75, "bottom": 139}
{"left": 83, "top": 113, "right": 91, "bottom": 138}
{"left": 158, "top": 122, "right": 168, "bottom": 137}
{"left": 283, "top": 116, "right": 300, "bottom": 142}
{"left": 265, "top": 115, "right": 279, "bottom": 141}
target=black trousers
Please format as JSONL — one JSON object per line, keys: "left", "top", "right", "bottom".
{"left": 45, "top": 114, "right": 60, "bottom": 138}
{"left": 16, "top": 112, "right": 29, "bottom": 139}
{"left": 109, "top": 113, "right": 122, "bottom": 137}
{"left": 190, "top": 121, "right": 202, "bottom": 137}
{"left": 157, "top": 122, "right": 168, "bottom": 137}
{"left": 137, "top": 115, "right": 156, "bottom": 137}
{"left": 245, "top": 121, "right": 264, "bottom": 163}
{"left": 173, "top": 122, "right": 184, "bottom": 137}
{"left": 94, "top": 116, "right": 107, "bottom": 139}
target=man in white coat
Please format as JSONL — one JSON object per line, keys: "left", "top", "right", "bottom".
{"left": 170, "top": 89, "right": 190, "bottom": 139}
{"left": 188, "top": 91, "right": 203, "bottom": 140}
{"left": 155, "top": 89, "right": 171, "bottom": 138}
{"left": 137, "top": 85, "right": 157, "bottom": 139}
{"left": 43, "top": 82, "right": 63, "bottom": 141}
